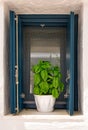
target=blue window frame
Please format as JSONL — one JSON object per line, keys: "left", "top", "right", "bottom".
{"left": 10, "top": 11, "right": 78, "bottom": 115}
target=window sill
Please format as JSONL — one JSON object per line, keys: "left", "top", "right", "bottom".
{"left": 4, "top": 109, "right": 83, "bottom": 120}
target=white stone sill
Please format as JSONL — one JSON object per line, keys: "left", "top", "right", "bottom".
{"left": 1, "top": 110, "right": 88, "bottom": 130}
{"left": 1, "top": 109, "right": 85, "bottom": 120}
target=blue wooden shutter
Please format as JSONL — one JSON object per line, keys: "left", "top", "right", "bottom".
{"left": 69, "top": 12, "right": 75, "bottom": 115}
{"left": 10, "top": 11, "right": 17, "bottom": 113}
{"left": 10, "top": 11, "right": 23, "bottom": 114}
{"left": 66, "top": 12, "right": 75, "bottom": 115}
{"left": 18, "top": 16, "right": 24, "bottom": 111}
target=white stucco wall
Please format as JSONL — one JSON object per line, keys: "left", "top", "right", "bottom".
{"left": 77, "top": 3, "right": 88, "bottom": 116}
{"left": 0, "top": 2, "right": 10, "bottom": 115}
{"left": 3, "top": 3, "right": 10, "bottom": 115}
{"left": 82, "top": 3, "right": 88, "bottom": 116}
{"left": 78, "top": 4, "right": 84, "bottom": 114}
{"left": 0, "top": 2, "right": 88, "bottom": 117}
{"left": 0, "top": 3, "right": 4, "bottom": 116}
{"left": 1, "top": 2, "right": 88, "bottom": 130}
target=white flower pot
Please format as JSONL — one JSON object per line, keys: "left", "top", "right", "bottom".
{"left": 34, "top": 95, "right": 56, "bottom": 112}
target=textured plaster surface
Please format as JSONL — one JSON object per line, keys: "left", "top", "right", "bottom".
{"left": 0, "top": 0, "right": 88, "bottom": 130}
{"left": 0, "top": 112, "right": 88, "bottom": 130}
{"left": 2, "top": 0, "right": 82, "bottom": 14}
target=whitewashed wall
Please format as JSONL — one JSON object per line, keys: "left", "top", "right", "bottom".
{"left": 77, "top": 3, "right": 88, "bottom": 116}
{"left": 0, "top": 3, "right": 4, "bottom": 116}
{"left": 82, "top": 3, "right": 88, "bottom": 116}
{"left": 78, "top": 4, "right": 84, "bottom": 114}
{"left": 0, "top": 3, "right": 10, "bottom": 115}
{"left": 0, "top": 2, "right": 88, "bottom": 116}
{"left": 3, "top": 3, "right": 10, "bottom": 115}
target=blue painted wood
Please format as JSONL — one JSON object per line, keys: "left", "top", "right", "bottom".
{"left": 21, "top": 18, "right": 69, "bottom": 23}
{"left": 69, "top": 12, "right": 75, "bottom": 115}
{"left": 23, "top": 104, "right": 66, "bottom": 109}
{"left": 18, "top": 16, "right": 24, "bottom": 111}
{"left": 10, "top": 11, "right": 16, "bottom": 113}
{"left": 19, "top": 14, "right": 69, "bottom": 19}
{"left": 74, "top": 15, "right": 78, "bottom": 111}
{"left": 9, "top": 11, "right": 78, "bottom": 115}
{"left": 18, "top": 14, "right": 69, "bottom": 110}
{"left": 66, "top": 13, "right": 78, "bottom": 115}
{"left": 19, "top": 14, "right": 69, "bottom": 27}
{"left": 22, "top": 23, "right": 67, "bottom": 27}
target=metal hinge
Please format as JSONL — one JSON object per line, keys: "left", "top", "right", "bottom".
{"left": 14, "top": 15, "right": 18, "bottom": 23}
{"left": 14, "top": 14, "right": 19, "bottom": 114}
{"left": 20, "top": 93, "right": 25, "bottom": 98}
{"left": 15, "top": 65, "right": 19, "bottom": 85}
{"left": 66, "top": 69, "right": 70, "bottom": 83}
{"left": 14, "top": 17, "right": 17, "bottom": 21}
{"left": 64, "top": 93, "right": 69, "bottom": 98}
{"left": 15, "top": 107, "right": 18, "bottom": 111}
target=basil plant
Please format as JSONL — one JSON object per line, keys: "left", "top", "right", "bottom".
{"left": 32, "top": 60, "right": 64, "bottom": 98}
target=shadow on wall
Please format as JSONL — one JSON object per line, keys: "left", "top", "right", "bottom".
{"left": 3, "top": 5, "right": 10, "bottom": 115}
{"left": 78, "top": 6, "right": 83, "bottom": 115}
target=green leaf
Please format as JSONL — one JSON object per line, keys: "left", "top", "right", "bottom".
{"left": 41, "top": 70, "right": 48, "bottom": 81}
{"left": 53, "top": 70, "right": 59, "bottom": 76}
{"left": 52, "top": 77, "right": 59, "bottom": 88}
{"left": 32, "top": 60, "right": 64, "bottom": 97}
{"left": 58, "top": 73, "right": 62, "bottom": 79}
{"left": 49, "top": 84, "right": 53, "bottom": 88}
{"left": 47, "top": 78, "right": 52, "bottom": 83}
{"left": 52, "top": 88, "right": 59, "bottom": 98}
{"left": 34, "top": 73, "right": 41, "bottom": 85}
{"left": 48, "top": 75, "right": 53, "bottom": 79}
{"left": 58, "top": 82, "right": 64, "bottom": 92}
{"left": 39, "top": 81, "right": 49, "bottom": 94}
{"left": 33, "top": 86, "right": 40, "bottom": 95}
{"left": 53, "top": 66, "right": 60, "bottom": 72}
{"left": 41, "top": 61, "right": 51, "bottom": 69}
{"left": 48, "top": 69, "right": 53, "bottom": 75}
{"left": 48, "top": 89, "right": 52, "bottom": 94}
{"left": 32, "top": 64, "right": 41, "bottom": 73}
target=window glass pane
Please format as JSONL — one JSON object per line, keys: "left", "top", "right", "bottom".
{"left": 29, "top": 27, "right": 66, "bottom": 93}
{"left": 23, "top": 27, "right": 66, "bottom": 102}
